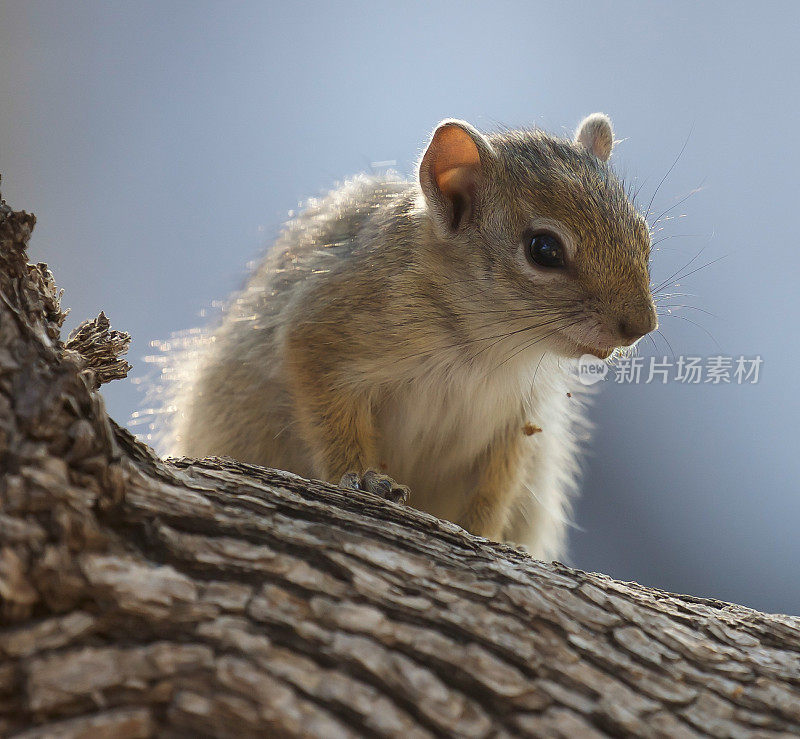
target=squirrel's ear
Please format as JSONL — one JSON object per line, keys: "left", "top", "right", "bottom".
{"left": 419, "top": 120, "right": 493, "bottom": 234}
{"left": 575, "top": 113, "right": 614, "bottom": 161}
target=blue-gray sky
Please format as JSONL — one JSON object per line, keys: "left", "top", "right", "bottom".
{"left": 1, "top": 0, "right": 798, "bottom": 613}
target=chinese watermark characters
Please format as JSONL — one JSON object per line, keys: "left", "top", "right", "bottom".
{"left": 575, "top": 355, "right": 763, "bottom": 386}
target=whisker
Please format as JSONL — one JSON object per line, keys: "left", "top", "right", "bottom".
{"left": 644, "top": 125, "right": 693, "bottom": 224}
{"left": 470, "top": 314, "right": 580, "bottom": 362}
{"left": 381, "top": 313, "right": 577, "bottom": 366}
{"left": 661, "top": 313, "right": 722, "bottom": 350}
{"left": 651, "top": 233, "right": 709, "bottom": 249}
{"left": 655, "top": 328, "right": 677, "bottom": 360}
{"left": 532, "top": 350, "right": 548, "bottom": 386}
{"left": 653, "top": 255, "right": 727, "bottom": 295}
{"left": 484, "top": 319, "right": 580, "bottom": 379}
{"left": 658, "top": 303, "right": 718, "bottom": 318}
{"left": 651, "top": 245, "right": 708, "bottom": 294}
{"left": 654, "top": 291, "right": 697, "bottom": 299}
{"left": 650, "top": 181, "right": 706, "bottom": 227}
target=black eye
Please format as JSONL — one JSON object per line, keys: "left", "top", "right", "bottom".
{"left": 527, "top": 232, "right": 566, "bottom": 269}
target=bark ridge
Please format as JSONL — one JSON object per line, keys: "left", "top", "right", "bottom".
{"left": 0, "top": 190, "right": 798, "bottom": 738}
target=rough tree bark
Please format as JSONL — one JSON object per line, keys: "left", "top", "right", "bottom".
{"left": 0, "top": 189, "right": 798, "bottom": 739}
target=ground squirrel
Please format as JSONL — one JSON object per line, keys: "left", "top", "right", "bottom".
{"left": 171, "top": 113, "right": 657, "bottom": 560}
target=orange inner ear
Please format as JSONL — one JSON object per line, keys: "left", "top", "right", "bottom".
{"left": 437, "top": 166, "right": 475, "bottom": 198}
{"left": 432, "top": 126, "right": 481, "bottom": 196}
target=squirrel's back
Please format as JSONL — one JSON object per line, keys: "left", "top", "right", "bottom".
{"left": 170, "top": 175, "right": 413, "bottom": 470}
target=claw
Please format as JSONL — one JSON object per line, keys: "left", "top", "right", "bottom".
{"left": 339, "top": 468, "right": 410, "bottom": 505}
{"left": 338, "top": 471, "right": 361, "bottom": 491}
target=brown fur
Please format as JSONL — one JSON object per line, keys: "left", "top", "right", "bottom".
{"left": 171, "top": 114, "right": 656, "bottom": 559}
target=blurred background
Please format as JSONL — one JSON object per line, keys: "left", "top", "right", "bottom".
{"left": 2, "top": 1, "right": 798, "bottom": 614}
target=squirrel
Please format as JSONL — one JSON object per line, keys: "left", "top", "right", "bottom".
{"left": 170, "top": 113, "right": 657, "bottom": 561}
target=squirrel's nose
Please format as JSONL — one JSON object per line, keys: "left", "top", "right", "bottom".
{"left": 616, "top": 305, "right": 658, "bottom": 345}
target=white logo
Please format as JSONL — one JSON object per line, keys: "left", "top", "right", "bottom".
{"left": 576, "top": 354, "right": 608, "bottom": 385}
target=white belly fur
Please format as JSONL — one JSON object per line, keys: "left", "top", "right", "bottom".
{"left": 375, "top": 348, "right": 585, "bottom": 555}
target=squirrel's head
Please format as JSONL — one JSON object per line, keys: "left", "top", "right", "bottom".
{"left": 418, "top": 115, "right": 657, "bottom": 360}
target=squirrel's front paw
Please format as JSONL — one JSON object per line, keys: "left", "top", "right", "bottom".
{"left": 339, "top": 469, "right": 410, "bottom": 505}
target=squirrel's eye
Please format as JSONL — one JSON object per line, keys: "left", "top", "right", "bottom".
{"left": 527, "top": 232, "right": 566, "bottom": 269}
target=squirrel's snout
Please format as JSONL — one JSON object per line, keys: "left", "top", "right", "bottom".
{"left": 615, "top": 304, "right": 658, "bottom": 345}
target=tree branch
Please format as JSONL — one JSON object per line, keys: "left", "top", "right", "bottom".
{"left": 1, "top": 187, "right": 798, "bottom": 738}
